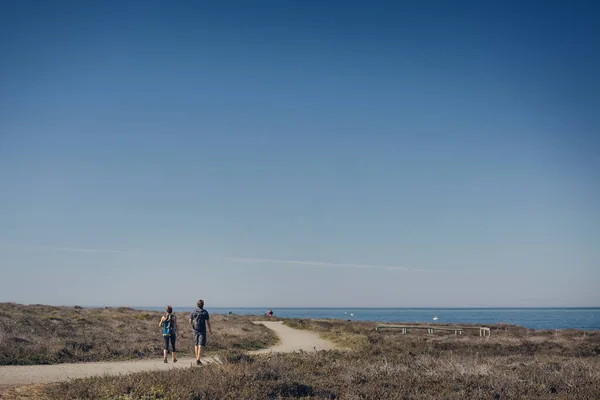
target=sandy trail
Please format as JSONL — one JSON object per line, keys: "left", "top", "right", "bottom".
{"left": 0, "top": 321, "right": 335, "bottom": 392}
{"left": 250, "top": 321, "right": 335, "bottom": 354}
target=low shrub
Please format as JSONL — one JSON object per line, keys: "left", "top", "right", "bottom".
{"left": 33, "top": 317, "right": 600, "bottom": 399}
{"left": 0, "top": 303, "right": 276, "bottom": 365}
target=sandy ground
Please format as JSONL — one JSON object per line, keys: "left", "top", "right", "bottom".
{"left": 0, "top": 321, "right": 335, "bottom": 396}
{"left": 250, "top": 321, "right": 335, "bottom": 354}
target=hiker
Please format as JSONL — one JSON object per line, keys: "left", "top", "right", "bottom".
{"left": 159, "top": 305, "right": 178, "bottom": 363}
{"left": 189, "top": 299, "right": 212, "bottom": 365}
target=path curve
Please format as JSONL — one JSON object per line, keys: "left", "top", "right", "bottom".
{"left": 250, "top": 321, "right": 335, "bottom": 354}
{"left": 0, "top": 321, "right": 335, "bottom": 392}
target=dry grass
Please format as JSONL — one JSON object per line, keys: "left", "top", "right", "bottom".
{"left": 0, "top": 303, "right": 277, "bottom": 365}
{"left": 30, "top": 317, "right": 600, "bottom": 399}
{"left": 285, "top": 318, "right": 600, "bottom": 357}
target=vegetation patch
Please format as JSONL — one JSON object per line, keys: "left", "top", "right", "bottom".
{"left": 0, "top": 303, "right": 277, "bottom": 365}
{"left": 20, "top": 317, "right": 600, "bottom": 399}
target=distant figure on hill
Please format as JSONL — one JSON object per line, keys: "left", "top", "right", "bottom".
{"left": 189, "top": 299, "right": 212, "bottom": 365}
{"left": 159, "top": 305, "right": 178, "bottom": 363}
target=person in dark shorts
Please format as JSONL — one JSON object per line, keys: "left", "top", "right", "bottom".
{"left": 189, "top": 299, "right": 212, "bottom": 365}
{"left": 159, "top": 305, "right": 178, "bottom": 363}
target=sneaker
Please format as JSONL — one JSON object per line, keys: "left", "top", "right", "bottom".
{"left": 196, "top": 359, "right": 201, "bottom": 366}
{"left": 173, "top": 359, "right": 177, "bottom": 363}
{"left": 164, "top": 358, "right": 168, "bottom": 363}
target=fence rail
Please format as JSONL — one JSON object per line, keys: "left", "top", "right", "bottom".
{"left": 375, "top": 324, "right": 491, "bottom": 336}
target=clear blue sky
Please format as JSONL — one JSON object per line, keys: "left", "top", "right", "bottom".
{"left": 1, "top": 1, "right": 599, "bottom": 307}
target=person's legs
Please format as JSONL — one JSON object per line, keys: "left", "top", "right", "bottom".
{"left": 171, "top": 336, "right": 177, "bottom": 362}
{"left": 198, "top": 334, "right": 206, "bottom": 360}
{"left": 163, "top": 336, "right": 169, "bottom": 362}
{"left": 194, "top": 332, "right": 206, "bottom": 364}
{"left": 194, "top": 332, "right": 201, "bottom": 363}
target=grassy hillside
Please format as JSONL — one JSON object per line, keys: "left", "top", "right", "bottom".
{"left": 0, "top": 303, "right": 277, "bottom": 365}
{"left": 33, "top": 318, "right": 600, "bottom": 399}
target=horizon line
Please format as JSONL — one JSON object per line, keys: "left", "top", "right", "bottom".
{"left": 5, "top": 303, "right": 598, "bottom": 309}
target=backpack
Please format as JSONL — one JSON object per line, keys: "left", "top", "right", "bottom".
{"left": 162, "top": 314, "right": 174, "bottom": 336}
{"left": 191, "top": 308, "right": 205, "bottom": 331}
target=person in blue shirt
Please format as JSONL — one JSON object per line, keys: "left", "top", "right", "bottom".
{"left": 189, "top": 299, "right": 212, "bottom": 365}
{"left": 159, "top": 305, "right": 178, "bottom": 363}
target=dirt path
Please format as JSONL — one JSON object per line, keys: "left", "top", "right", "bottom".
{"left": 0, "top": 321, "right": 335, "bottom": 394}
{"left": 250, "top": 321, "right": 335, "bottom": 354}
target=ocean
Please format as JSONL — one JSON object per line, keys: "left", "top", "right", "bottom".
{"left": 135, "top": 307, "right": 600, "bottom": 330}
